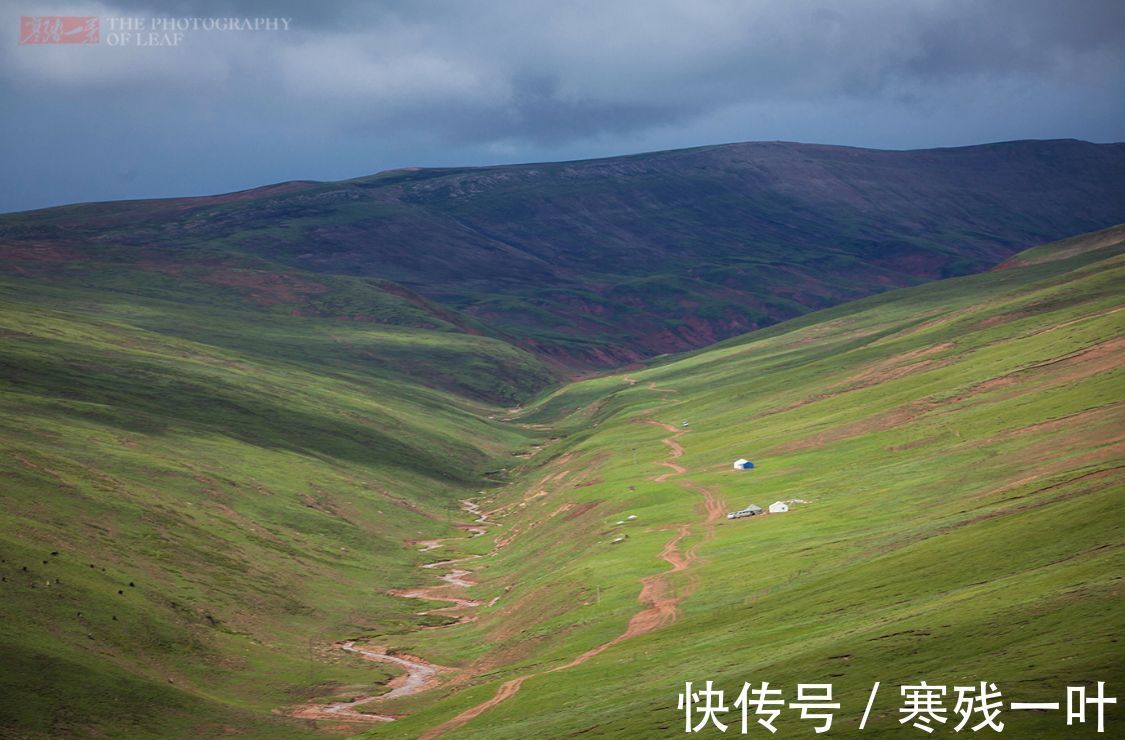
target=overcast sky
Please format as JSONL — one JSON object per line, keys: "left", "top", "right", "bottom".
{"left": 1, "top": 0, "right": 1123, "bottom": 213}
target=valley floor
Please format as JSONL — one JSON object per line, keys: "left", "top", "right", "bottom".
{"left": 2, "top": 227, "right": 1123, "bottom": 738}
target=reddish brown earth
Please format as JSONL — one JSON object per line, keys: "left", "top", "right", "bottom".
{"left": 644, "top": 419, "right": 688, "bottom": 481}
{"left": 422, "top": 404, "right": 724, "bottom": 738}
{"left": 6, "top": 140, "right": 1122, "bottom": 368}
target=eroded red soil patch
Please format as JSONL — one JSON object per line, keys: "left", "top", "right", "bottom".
{"left": 422, "top": 411, "right": 724, "bottom": 738}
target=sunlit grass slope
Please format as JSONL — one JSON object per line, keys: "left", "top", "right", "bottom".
{"left": 0, "top": 278, "right": 551, "bottom": 737}
{"left": 373, "top": 225, "right": 1124, "bottom": 738}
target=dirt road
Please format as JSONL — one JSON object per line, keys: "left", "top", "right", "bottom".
{"left": 290, "top": 413, "right": 723, "bottom": 735}
{"left": 421, "top": 415, "right": 723, "bottom": 738}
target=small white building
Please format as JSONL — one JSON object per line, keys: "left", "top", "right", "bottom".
{"left": 768, "top": 501, "right": 789, "bottom": 514}
{"left": 733, "top": 458, "right": 755, "bottom": 470}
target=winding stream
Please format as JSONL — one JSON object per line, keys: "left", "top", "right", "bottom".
{"left": 287, "top": 498, "right": 488, "bottom": 723}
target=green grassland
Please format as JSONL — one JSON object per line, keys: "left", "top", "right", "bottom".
{"left": 361, "top": 225, "right": 1124, "bottom": 738}
{"left": 0, "top": 273, "right": 551, "bottom": 736}
{"left": 6, "top": 139, "right": 1124, "bottom": 367}
{"left": 1, "top": 225, "right": 1122, "bottom": 737}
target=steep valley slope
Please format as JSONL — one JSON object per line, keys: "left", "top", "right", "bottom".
{"left": 2, "top": 225, "right": 1119, "bottom": 737}
{"left": 3, "top": 139, "right": 1124, "bottom": 366}
{"left": 360, "top": 225, "right": 1124, "bottom": 738}
{"left": 0, "top": 144, "right": 1122, "bottom": 736}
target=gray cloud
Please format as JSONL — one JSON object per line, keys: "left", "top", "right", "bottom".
{"left": 1, "top": 0, "right": 1123, "bottom": 212}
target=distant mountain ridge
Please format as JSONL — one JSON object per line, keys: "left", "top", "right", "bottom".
{"left": 3, "top": 138, "right": 1124, "bottom": 367}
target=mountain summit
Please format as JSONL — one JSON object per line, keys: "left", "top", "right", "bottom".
{"left": 3, "top": 138, "right": 1124, "bottom": 367}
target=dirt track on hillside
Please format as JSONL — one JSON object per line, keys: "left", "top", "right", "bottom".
{"left": 288, "top": 408, "right": 723, "bottom": 735}
{"left": 645, "top": 419, "right": 688, "bottom": 481}
{"left": 421, "top": 411, "right": 723, "bottom": 738}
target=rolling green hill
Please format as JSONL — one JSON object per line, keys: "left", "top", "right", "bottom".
{"left": 3, "top": 139, "right": 1124, "bottom": 367}
{"left": 0, "top": 207, "right": 1121, "bottom": 737}
{"left": 0, "top": 273, "right": 552, "bottom": 736}
{"left": 352, "top": 225, "right": 1124, "bottom": 738}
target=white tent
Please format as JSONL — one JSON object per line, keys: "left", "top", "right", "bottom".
{"left": 769, "top": 501, "right": 789, "bottom": 513}
{"left": 733, "top": 458, "right": 751, "bottom": 470}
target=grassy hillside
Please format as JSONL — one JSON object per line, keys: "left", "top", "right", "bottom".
{"left": 1, "top": 224, "right": 1120, "bottom": 737}
{"left": 357, "top": 225, "right": 1124, "bottom": 738}
{"left": 3, "top": 140, "right": 1123, "bottom": 366}
{"left": 0, "top": 275, "right": 552, "bottom": 736}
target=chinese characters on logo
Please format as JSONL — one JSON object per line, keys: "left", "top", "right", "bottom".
{"left": 20, "top": 16, "right": 100, "bottom": 44}
{"left": 678, "top": 680, "right": 1115, "bottom": 733}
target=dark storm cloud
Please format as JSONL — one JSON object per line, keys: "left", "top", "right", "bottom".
{"left": 1, "top": 0, "right": 1123, "bottom": 212}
